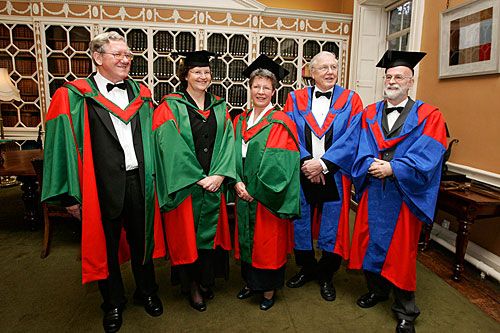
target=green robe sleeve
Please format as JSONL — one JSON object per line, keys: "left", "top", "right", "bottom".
{"left": 41, "top": 87, "right": 83, "bottom": 204}
{"left": 247, "top": 121, "right": 301, "bottom": 219}
{"left": 153, "top": 108, "right": 204, "bottom": 212}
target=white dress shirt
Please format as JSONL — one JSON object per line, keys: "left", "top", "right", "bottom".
{"left": 386, "top": 98, "right": 408, "bottom": 131}
{"left": 94, "top": 71, "right": 139, "bottom": 170}
{"left": 241, "top": 102, "right": 273, "bottom": 158}
{"left": 311, "top": 86, "right": 334, "bottom": 173}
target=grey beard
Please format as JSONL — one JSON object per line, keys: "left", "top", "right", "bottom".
{"left": 383, "top": 87, "right": 407, "bottom": 100}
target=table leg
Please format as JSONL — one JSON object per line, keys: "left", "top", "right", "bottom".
{"left": 18, "top": 176, "right": 39, "bottom": 231}
{"left": 453, "top": 218, "right": 471, "bottom": 281}
{"left": 420, "top": 223, "right": 433, "bottom": 251}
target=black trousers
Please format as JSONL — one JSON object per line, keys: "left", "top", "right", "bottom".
{"left": 97, "top": 170, "right": 158, "bottom": 310}
{"left": 364, "top": 270, "right": 420, "bottom": 322}
{"left": 294, "top": 249, "right": 342, "bottom": 282}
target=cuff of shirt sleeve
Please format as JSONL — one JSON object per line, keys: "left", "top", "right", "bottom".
{"left": 319, "top": 159, "right": 329, "bottom": 174}
{"left": 320, "top": 158, "right": 340, "bottom": 174}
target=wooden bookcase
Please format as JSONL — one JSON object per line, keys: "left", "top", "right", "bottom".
{"left": 0, "top": 1, "right": 352, "bottom": 142}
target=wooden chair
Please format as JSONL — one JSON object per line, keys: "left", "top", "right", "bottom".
{"left": 31, "top": 158, "right": 77, "bottom": 258}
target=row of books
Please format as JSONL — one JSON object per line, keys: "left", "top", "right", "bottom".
{"left": 12, "top": 25, "right": 34, "bottom": 39}
{"left": 303, "top": 42, "right": 320, "bottom": 60}
{"left": 130, "top": 58, "right": 148, "bottom": 77}
{"left": 14, "top": 40, "right": 35, "bottom": 50}
{"left": 70, "top": 58, "right": 92, "bottom": 76}
{"left": 173, "top": 33, "right": 196, "bottom": 54}
{"left": 154, "top": 83, "right": 174, "bottom": 103}
{"left": 279, "top": 40, "right": 299, "bottom": 60}
{"left": 49, "top": 81, "right": 66, "bottom": 97}
{"left": 154, "top": 32, "right": 175, "bottom": 52}
{"left": 154, "top": 58, "right": 174, "bottom": 79}
{"left": 228, "top": 36, "right": 249, "bottom": 57}
{"left": 281, "top": 62, "right": 297, "bottom": 84}
{"left": 207, "top": 35, "right": 248, "bottom": 57}
{"left": 48, "top": 58, "right": 91, "bottom": 77}
{"left": 16, "top": 79, "right": 38, "bottom": 96}
{"left": 211, "top": 60, "right": 246, "bottom": 81}
{"left": 127, "top": 31, "right": 148, "bottom": 52}
{"left": 207, "top": 84, "right": 247, "bottom": 107}
{"left": 2, "top": 109, "right": 41, "bottom": 128}
{"left": 302, "top": 42, "right": 339, "bottom": 60}
{"left": 0, "top": 56, "right": 35, "bottom": 76}
{"left": 227, "top": 85, "right": 247, "bottom": 107}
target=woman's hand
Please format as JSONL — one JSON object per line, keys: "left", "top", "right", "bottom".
{"left": 65, "top": 204, "right": 81, "bottom": 220}
{"left": 197, "top": 175, "right": 225, "bottom": 192}
{"left": 234, "top": 182, "right": 254, "bottom": 202}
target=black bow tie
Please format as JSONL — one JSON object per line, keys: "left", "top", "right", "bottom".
{"left": 106, "top": 82, "right": 127, "bottom": 92}
{"left": 315, "top": 91, "right": 332, "bottom": 99}
{"left": 385, "top": 107, "right": 404, "bottom": 115}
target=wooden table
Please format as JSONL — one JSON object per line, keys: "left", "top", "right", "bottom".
{"left": 0, "top": 149, "right": 43, "bottom": 230}
{"left": 427, "top": 181, "right": 500, "bottom": 281}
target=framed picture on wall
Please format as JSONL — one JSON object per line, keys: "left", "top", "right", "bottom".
{"left": 439, "top": 0, "right": 500, "bottom": 78}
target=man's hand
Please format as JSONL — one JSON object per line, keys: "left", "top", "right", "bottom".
{"left": 197, "top": 175, "right": 225, "bottom": 192}
{"left": 368, "top": 158, "right": 393, "bottom": 179}
{"left": 301, "top": 159, "right": 324, "bottom": 179}
{"left": 309, "top": 173, "right": 326, "bottom": 185}
{"left": 234, "top": 182, "right": 254, "bottom": 202}
{"left": 66, "top": 204, "right": 81, "bottom": 220}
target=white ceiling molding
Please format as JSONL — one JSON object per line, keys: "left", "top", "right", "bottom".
{"left": 43, "top": 0, "right": 266, "bottom": 11}
{"left": 43, "top": 0, "right": 351, "bottom": 21}
{"left": 359, "top": 0, "right": 396, "bottom": 6}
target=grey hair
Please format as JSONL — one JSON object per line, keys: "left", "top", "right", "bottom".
{"left": 249, "top": 68, "right": 277, "bottom": 90}
{"left": 89, "top": 32, "right": 126, "bottom": 65}
{"left": 309, "top": 51, "right": 338, "bottom": 70}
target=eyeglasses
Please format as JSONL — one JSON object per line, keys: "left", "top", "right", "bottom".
{"left": 383, "top": 74, "right": 412, "bottom": 82}
{"left": 189, "top": 70, "right": 212, "bottom": 77}
{"left": 251, "top": 85, "right": 273, "bottom": 92}
{"left": 312, "top": 65, "right": 338, "bottom": 73}
{"left": 101, "top": 52, "right": 134, "bottom": 61}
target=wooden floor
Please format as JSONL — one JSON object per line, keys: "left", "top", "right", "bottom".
{"left": 418, "top": 241, "right": 500, "bottom": 322}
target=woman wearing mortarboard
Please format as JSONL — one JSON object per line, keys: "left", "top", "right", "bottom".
{"left": 233, "top": 54, "right": 301, "bottom": 310}
{"left": 152, "top": 50, "right": 235, "bottom": 312}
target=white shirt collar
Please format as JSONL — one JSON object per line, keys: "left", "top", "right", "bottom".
{"left": 313, "top": 85, "right": 334, "bottom": 95}
{"left": 387, "top": 97, "right": 408, "bottom": 109}
{"left": 94, "top": 71, "right": 125, "bottom": 94}
{"left": 248, "top": 102, "right": 273, "bottom": 128}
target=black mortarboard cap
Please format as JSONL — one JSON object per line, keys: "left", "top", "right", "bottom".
{"left": 174, "top": 50, "right": 217, "bottom": 67}
{"left": 376, "top": 50, "right": 426, "bottom": 71}
{"left": 242, "top": 54, "right": 289, "bottom": 81}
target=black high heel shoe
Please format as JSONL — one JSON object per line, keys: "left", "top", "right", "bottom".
{"left": 200, "top": 286, "right": 214, "bottom": 300}
{"left": 236, "top": 286, "right": 253, "bottom": 300}
{"left": 259, "top": 291, "right": 275, "bottom": 311}
{"left": 188, "top": 296, "right": 207, "bottom": 312}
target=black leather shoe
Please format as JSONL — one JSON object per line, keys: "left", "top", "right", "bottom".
{"left": 236, "top": 286, "right": 253, "bottom": 300}
{"left": 200, "top": 287, "right": 214, "bottom": 300}
{"left": 134, "top": 294, "right": 163, "bottom": 317}
{"left": 103, "top": 307, "right": 122, "bottom": 333}
{"left": 286, "top": 272, "right": 315, "bottom": 288}
{"left": 189, "top": 297, "right": 207, "bottom": 312}
{"left": 259, "top": 296, "right": 275, "bottom": 311}
{"left": 356, "top": 292, "right": 388, "bottom": 308}
{"left": 319, "top": 281, "right": 336, "bottom": 301}
{"left": 396, "top": 319, "right": 415, "bottom": 333}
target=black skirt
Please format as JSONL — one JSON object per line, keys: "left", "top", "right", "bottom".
{"left": 171, "top": 248, "right": 229, "bottom": 294}
{"left": 241, "top": 261, "right": 286, "bottom": 292}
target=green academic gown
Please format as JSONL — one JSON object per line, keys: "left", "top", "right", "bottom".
{"left": 41, "top": 78, "right": 166, "bottom": 284}
{"left": 233, "top": 107, "right": 301, "bottom": 270}
{"left": 152, "top": 91, "right": 236, "bottom": 266}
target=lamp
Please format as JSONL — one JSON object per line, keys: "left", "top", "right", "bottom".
{"left": 0, "top": 68, "right": 21, "bottom": 139}
{"left": 0, "top": 68, "right": 21, "bottom": 169}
